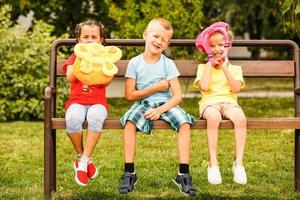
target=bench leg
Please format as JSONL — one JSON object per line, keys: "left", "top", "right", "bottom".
{"left": 44, "top": 128, "right": 56, "bottom": 198}
{"left": 295, "top": 129, "right": 300, "bottom": 192}
{"left": 44, "top": 88, "right": 56, "bottom": 199}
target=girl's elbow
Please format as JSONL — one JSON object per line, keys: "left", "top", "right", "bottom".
{"left": 200, "top": 85, "right": 209, "bottom": 92}
{"left": 202, "top": 87, "right": 208, "bottom": 92}
{"left": 67, "top": 76, "right": 75, "bottom": 82}
{"left": 232, "top": 88, "right": 241, "bottom": 93}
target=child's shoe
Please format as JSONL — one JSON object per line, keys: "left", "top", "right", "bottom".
{"left": 74, "top": 157, "right": 98, "bottom": 179}
{"left": 74, "top": 155, "right": 89, "bottom": 186}
{"left": 207, "top": 165, "right": 222, "bottom": 184}
{"left": 232, "top": 161, "right": 247, "bottom": 185}
{"left": 173, "top": 173, "right": 197, "bottom": 197}
{"left": 119, "top": 172, "right": 138, "bottom": 194}
{"left": 87, "top": 158, "right": 98, "bottom": 179}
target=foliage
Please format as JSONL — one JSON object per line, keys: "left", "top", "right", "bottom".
{"left": 0, "top": 5, "right": 58, "bottom": 121}
{"left": 280, "top": 0, "right": 300, "bottom": 38}
{"left": 202, "top": 0, "right": 299, "bottom": 58}
{"left": 0, "top": 0, "right": 115, "bottom": 38}
{"left": 107, "top": 0, "right": 205, "bottom": 59}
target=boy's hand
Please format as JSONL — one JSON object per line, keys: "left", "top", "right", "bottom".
{"left": 144, "top": 108, "right": 161, "bottom": 120}
{"left": 155, "top": 80, "right": 169, "bottom": 92}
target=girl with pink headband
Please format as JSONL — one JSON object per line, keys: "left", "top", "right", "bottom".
{"left": 193, "top": 22, "right": 248, "bottom": 185}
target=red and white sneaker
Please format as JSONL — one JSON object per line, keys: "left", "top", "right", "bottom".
{"left": 74, "top": 157, "right": 98, "bottom": 180}
{"left": 74, "top": 156, "right": 89, "bottom": 186}
{"left": 87, "top": 158, "right": 98, "bottom": 179}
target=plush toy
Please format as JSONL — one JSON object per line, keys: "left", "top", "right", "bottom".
{"left": 195, "top": 22, "right": 231, "bottom": 66}
{"left": 73, "top": 42, "right": 122, "bottom": 86}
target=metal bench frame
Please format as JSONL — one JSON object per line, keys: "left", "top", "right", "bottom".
{"left": 44, "top": 39, "right": 300, "bottom": 198}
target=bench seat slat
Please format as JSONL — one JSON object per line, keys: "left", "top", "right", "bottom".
{"left": 51, "top": 118, "right": 300, "bottom": 129}
{"left": 57, "top": 60, "right": 294, "bottom": 77}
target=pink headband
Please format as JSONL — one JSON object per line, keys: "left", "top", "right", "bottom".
{"left": 195, "top": 22, "right": 231, "bottom": 66}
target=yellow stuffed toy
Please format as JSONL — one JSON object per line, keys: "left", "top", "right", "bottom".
{"left": 73, "top": 43, "right": 122, "bottom": 86}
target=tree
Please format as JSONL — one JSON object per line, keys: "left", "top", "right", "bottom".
{"left": 107, "top": 0, "right": 205, "bottom": 58}
{"left": 202, "top": 0, "right": 299, "bottom": 58}
{"left": 0, "top": 4, "right": 59, "bottom": 121}
{"left": 0, "top": 0, "right": 115, "bottom": 38}
{"left": 280, "top": 0, "right": 300, "bottom": 40}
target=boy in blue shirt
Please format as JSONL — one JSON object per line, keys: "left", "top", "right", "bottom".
{"left": 118, "top": 18, "right": 197, "bottom": 197}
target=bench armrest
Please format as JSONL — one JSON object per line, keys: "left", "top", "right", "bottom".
{"left": 295, "top": 87, "right": 300, "bottom": 95}
{"left": 44, "top": 86, "right": 56, "bottom": 99}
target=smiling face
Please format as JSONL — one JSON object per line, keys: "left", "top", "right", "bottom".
{"left": 78, "top": 25, "right": 103, "bottom": 44}
{"left": 143, "top": 20, "right": 173, "bottom": 56}
{"left": 209, "top": 32, "right": 225, "bottom": 61}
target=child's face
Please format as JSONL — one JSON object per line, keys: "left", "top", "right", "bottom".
{"left": 209, "top": 32, "right": 225, "bottom": 61}
{"left": 79, "top": 25, "right": 103, "bottom": 44}
{"left": 143, "top": 23, "right": 172, "bottom": 55}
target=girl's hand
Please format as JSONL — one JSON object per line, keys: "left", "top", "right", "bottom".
{"left": 221, "top": 57, "right": 229, "bottom": 69}
{"left": 66, "top": 65, "right": 77, "bottom": 81}
{"left": 144, "top": 108, "right": 161, "bottom": 120}
{"left": 206, "top": 61, "right": 212, "bottom": 68}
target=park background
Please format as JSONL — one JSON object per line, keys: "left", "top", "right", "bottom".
{"left": 1, "top": 0, "right": 300, "bottom": 199}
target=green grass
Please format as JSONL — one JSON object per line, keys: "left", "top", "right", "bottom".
{"left": 1, "top": 97, "right": 300, "bottom": 199}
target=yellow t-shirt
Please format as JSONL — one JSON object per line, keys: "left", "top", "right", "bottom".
{"left": 193, "top": 63, "right": 245, "bottom": 113}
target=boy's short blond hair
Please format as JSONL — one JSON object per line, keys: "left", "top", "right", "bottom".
{"left": 146, "top": 18, "right": 173, "bottom": 35}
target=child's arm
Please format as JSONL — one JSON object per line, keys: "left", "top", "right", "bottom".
{"left": 221, "top": 59, "right": 242, "bottom": 93}
{"left": 198, "top": 62, "right": 212, "bottom": 91}
{"left": 125, "top": 78, "right": 169, "bottom": 101}
{"left": 144, "top": 77, "right": 182, "bottom": 120}
{"left": 66, "top": 65, "right": 77, "bottom": 82}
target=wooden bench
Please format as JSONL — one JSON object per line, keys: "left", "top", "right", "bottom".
{"left": 44, "top": 39, "right": 300, "bottom": 198}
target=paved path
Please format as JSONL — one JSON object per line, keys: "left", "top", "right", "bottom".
{"left": 183, "top": 91, "right": 293, "bottom": 98}
{"left": 107, "top": 78, "right": 293, "bottom": 98}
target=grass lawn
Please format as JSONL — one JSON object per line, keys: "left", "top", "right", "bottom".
{"left": 1, "top": 97, "right": 300, "bottom": 199}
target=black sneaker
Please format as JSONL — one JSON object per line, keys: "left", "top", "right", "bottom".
{"left": 173, "top": 174, "right": 197, "bottom": 197}
{"left": 119, "top": 172, "right": 138, "bottom": 194}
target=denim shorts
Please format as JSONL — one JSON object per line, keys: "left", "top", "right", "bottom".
{"left": 65, "top": 103, "right": 107, "bottom": 133}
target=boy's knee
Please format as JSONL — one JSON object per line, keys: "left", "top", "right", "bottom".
{"left": 178, "top": 123, "right": 190, "bottom": 132}
{"left": 124, "top": 121, "right": 137, "bottom": 132}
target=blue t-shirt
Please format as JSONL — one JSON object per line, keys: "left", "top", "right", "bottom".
{"left": 125, "top": 53, "right": 180, "bottom": 103}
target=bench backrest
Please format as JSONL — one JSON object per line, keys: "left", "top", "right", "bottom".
{"left": 56, "top": 59, "right": 295, "bottom": 77}
{"left": 49, "top": 39, "right": 300, "bottom": 115}
{"left": 51, "top": 39, "right": 299, "bottom": 78}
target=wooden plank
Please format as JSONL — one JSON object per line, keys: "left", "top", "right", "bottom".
{"left": 57, "top": 60, "right": 295, "bottom": 77}
{"left": 52, "top": 118, "right": 300, "bottom": 129}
